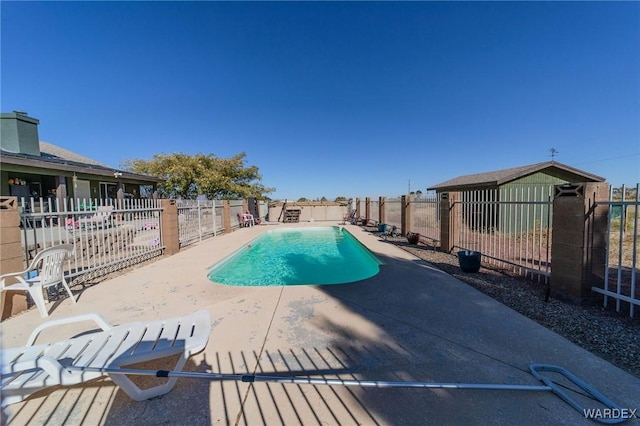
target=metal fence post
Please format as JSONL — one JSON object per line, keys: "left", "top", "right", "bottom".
{"left": 223, "top": 200, "right": 231, "bottom": 233}
{"left": 197, "top": 201, "right": 202, "bottom": 242}
{"left": 212, "top": 200, "right": 217, "bottom": 237}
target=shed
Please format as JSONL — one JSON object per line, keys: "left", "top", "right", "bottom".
{"left": 427, "top": 161, "right": 606, "bottom": 232}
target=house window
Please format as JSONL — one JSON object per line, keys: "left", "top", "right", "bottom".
{"left": 74, "top": 179, "right": 91, "bottom": 200}
{"left": 100, "top": 182, "right": 118, "bottom": 200}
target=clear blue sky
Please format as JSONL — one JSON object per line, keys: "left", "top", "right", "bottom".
{"left": 2, "top": 1, "right": 638, "bottom": 200}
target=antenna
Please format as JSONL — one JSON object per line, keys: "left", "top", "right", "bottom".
{"left": 549, "top": 148, "right": 559, "bottom": 162}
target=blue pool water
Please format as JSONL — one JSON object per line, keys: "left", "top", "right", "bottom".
{"left": 208, "top": 227, "right": 382, "bottom": 286}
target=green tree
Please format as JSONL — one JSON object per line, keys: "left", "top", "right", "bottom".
{"left": 334, "top": 196, "right": 348, "bottom": 202}
{"left": 122, "top": 152, "right": 274, "bottom": 199}
{"left": 297, "top": 197, "right": 308, "bottom": 202}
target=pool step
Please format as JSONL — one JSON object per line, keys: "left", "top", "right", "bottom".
{"left": 283, "top": 209, "right": 301, "bottom": 223}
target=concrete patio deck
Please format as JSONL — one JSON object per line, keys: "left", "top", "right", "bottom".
{"left": 2, "top": 223, "right": 639, "bottom": 425}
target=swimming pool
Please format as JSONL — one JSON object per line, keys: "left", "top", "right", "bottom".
{"left": 208, "top": 227, "right": 382, "bottom": 286}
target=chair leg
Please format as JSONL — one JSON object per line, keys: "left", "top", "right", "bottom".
{"left": 60, "top": 278, "right": 77, "bottom": 304}
{"left": 27, "top": 286, "right": 49, "bottom": 318}
{"left": 109, "top": 355, "right": 188, "bottom": 401}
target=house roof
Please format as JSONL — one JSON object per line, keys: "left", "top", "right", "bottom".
{"left": 39, "top": 141, "right": 110, "bottom": 168}
{"left": 427, "top": 161, "right": 605, "bottom": 192}
{"left": 1, "top": 141, "right": 161, "bottom": 183}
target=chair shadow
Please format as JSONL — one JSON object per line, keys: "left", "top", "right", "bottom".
{"left": 103, "top": 355, "right": 213, "bottom": 425}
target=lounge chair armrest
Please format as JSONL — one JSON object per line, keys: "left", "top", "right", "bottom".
{"left": 26, "top": 313, "right": 114, "bottom": 346}
{"left": 2, "top": 355, "right": 77, "bottom": 382}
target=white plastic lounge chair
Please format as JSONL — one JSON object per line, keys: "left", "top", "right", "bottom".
{"left": 0, "top": 244, "right": 76, "bottom": 318}
{"left": 1, "top": 309, "right": 211, "bottom": 407}
{"left": 78, "top": 205, "right": 114, "bottom": 229}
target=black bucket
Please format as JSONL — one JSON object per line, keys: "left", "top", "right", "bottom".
{"left": 457, "top": 251, "right": 481, "bottom": 273}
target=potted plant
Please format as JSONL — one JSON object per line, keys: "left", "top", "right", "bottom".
{"left": 406, "top": 232, "right": 420, "bottom": 245}
{"left": 457, "top": 250, "right": 482, "bottom": 273}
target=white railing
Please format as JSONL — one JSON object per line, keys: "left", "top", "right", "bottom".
{"left": 177, "top": 200, "right": 224, "bottom": 247}
{"left": 19, "top": 197, "right": 163, "bottom": 289}
{"left": 592, "top": 184, "right": 639, "bottom": 317}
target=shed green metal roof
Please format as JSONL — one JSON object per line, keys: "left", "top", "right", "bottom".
{"left": 427, "top": 161, "right": 605, "bottom": 192}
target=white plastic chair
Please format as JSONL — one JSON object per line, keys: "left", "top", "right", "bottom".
{"left": 0, "top": 244, "right": 75, "bottom": 318}
{"left": 237, "top": 212, "right": 255, "bottom": 227}
{"left": 1, "top": 309, "right": 211, "bottom": 406}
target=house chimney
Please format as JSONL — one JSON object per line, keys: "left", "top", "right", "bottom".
{"left": 0, "top": 111, "right": 41, "bottom": 156}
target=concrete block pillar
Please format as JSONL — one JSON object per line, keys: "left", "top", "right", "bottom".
{"left": 223, "top": 200, "right": 231, "bottom": 233}
{"left": 439, "top": 192, "right": 457, "bottom": 253}
{"left": 551, "top": 182, "right": 610, "bottom": 303}
{"left": 401, "top": 195, "right": 412, "bottom": 236}
{"left": 159, "top": 199, "right": 180, "bottom": 255}
{"left": 1, "top": 197, "right": 28, "bottom": 320}
{"left": 379, "top": 196, "right": 386, "bottom": 224}
{"left": 365, "top": 197, "right": 371, "bottom": 223}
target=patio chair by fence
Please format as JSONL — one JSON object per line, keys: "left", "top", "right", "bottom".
{"left": 0, "top": 244, "right": 76, "bottom": 318}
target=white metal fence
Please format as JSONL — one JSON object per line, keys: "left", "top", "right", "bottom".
{"left": 176, "top": 199, "right": 268, "bottom": 248}
{"left": 177, "top": 200, "right": 224, "bottom": 247}
{"left": 592, "top": 184, "right": 639, "bottom": 317}
{"left": 18, "top": 197, "right": 163, "bottom": 292}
